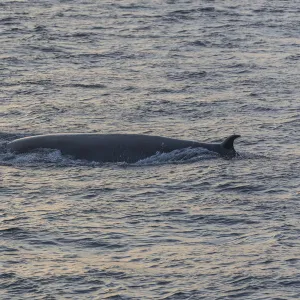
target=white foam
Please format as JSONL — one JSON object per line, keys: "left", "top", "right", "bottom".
{"left": 135, "top": 147, "right": 217, "bottom": 166}
{"left": 1, "top": 147, "right": 220, "bottom": 167}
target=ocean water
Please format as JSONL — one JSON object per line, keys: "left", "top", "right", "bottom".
{"left": 0, "top": 0, "right": 299, "bottom": 299}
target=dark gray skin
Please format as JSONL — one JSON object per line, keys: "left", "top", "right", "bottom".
{"left": 7, "top": 133, "right": 241, "bottom": 163}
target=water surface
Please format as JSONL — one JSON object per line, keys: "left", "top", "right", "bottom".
{"left": 1, "top": 0, "right": 299, "bottom": 299}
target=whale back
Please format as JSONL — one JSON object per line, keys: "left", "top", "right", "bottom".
{"left": 7, "top": 133, "right": 241, "bottom": 162}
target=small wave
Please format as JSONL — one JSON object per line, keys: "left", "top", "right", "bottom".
{"left": 167, "top": 9, "right": 198, "bottom": 18}
{"left": 0, "top": 17, "right": 17, "bottom": 24}
{"left": 166, "top": 71, "right": 207, "bottom": 81}
{"left": 167, "top": 7, "right": 215, "bottom": 19}
{"left": 66, "top": 83, "right": 107, "bottom": 89}
{"left": 236, "top": 151, "right": 269, "bottom": 160}
{"left": 54, "top": 237, "right": 125, "bottom": 249}
{"left": 112, "top": 3, "right": 151, "bottom": 10}
{"left": 0, "top": 227, "right": 31, "bottom": 240}
{"left": 73, "top": 51, "right": 134, "bottom": 60}
{"left": 187, "top": 40, "right": 207, "bottom": 47}
{"left": 286, "top": 54, "right": 300, "bottom": 61}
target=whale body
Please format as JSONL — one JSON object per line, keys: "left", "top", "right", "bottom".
{"left": 7, "top": 133, "right": 241, "bottom": 163}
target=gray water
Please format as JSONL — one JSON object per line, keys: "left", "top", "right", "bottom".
{"left": 1, "top": 0, "right": 299, "bottom": 299}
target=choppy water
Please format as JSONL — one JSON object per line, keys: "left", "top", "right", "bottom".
{"left": 1, "top": 0, "right": 299, "bottom": 299}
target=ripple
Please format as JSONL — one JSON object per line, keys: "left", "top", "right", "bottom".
{"left": 0, "top": 227, "right": 31, "bottom": 240}
{"left": 166, "top": 71, "right": 207, "bottom": 81}
{"left": 1, "top": 0, "right": 299, "bottom": 299}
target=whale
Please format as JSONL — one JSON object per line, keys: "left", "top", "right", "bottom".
{"left": 7, "top": 133, "right": 241, "bottom": 163}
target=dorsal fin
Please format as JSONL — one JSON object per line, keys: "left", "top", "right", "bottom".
{"left": 221, "top": 134, "right": 241, "bottom": 150}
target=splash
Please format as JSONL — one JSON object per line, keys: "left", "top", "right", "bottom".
{"left": 135, "top": 147, "right": 217, "bottom": 166}
{"left": 1, "top": 146, "right": 220, "bottom": 167}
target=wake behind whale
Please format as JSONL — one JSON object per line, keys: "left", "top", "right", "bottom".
{"left": 7, "top": 133, "right": 241, "bottom": 163}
